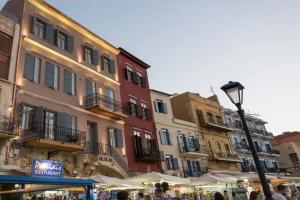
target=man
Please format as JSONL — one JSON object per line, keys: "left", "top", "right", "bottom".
{"left": 273, "top": 184, "right": 288, "bottom": 200}
{"left": 117, "top": 190, "right": 130, "bottom": 200}
{"left": 223, "top": 190, "right": 229, "bottom": 200}
{"left": 296, "top": 185, "right": 300, "bottom": 200}
{"left": 137, "top": 193, "right": 145, "bottom": 200}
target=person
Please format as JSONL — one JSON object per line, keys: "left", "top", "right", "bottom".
{"left": 232, "top": 192, "right": 238, "bottom": 200}
{"left": 145, "top": 194, "right": 152, "bottom": 200}
{"left": 291, "top": 189, "right": 298, "bottom": 200}
{"left": 273, "top": 184, "right": 288, "bottom": 200}
{"left": 155, "top": 189, "right": 164, "bottom": 200}
{"left": 117, "top": 190, "right": 130, "bottom": 200}
{"left": 223, "top": 191, "right": 229, "bottom": 200}
{"left": 214, "top": 192, "right": 224, "bottom": 200}
{"left": 138, "top": 193, "right": 145, "bottom": 200}
{"left": 249, "top": 191, "right": 259, "bottom": 200}
{"left": 296, "top": 186, "right": 300, "bottom": 200}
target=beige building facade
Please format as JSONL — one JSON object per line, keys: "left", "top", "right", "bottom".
{"left": 2, "top": 0, "right": 130, "bottom": 178}
{"left": 151, "top": 90, "right": 209, "bottom": 177}
{"left": 170, "top": 92, "right": 241, "bottom": 172}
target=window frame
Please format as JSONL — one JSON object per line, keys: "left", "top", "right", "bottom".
{"left": 84, "top": 47, "right": 92, "bottom": 64}
{"left": 34, "top": 18, "right": 46, "bottom": 39}
{"left": 57, "top": 31, "right": 67, "bottom": 50}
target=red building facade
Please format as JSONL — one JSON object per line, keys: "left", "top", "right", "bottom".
{"left": 117, "top": 48, "right": 161, "bottom": 173}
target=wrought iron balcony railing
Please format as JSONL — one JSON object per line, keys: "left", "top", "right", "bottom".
{"left": 135, "top": 147, "right": 162, "bottom": 162}
{"left": 183, "top": 167, "right": 207, "bottom": 177}
{"left": 178, "top": 142, "right": 209, "bottom": 154}
{"left": 84, "top": 93, "right": 123, "bottom": 113}
{"left": 0, "top": 115, "right": 19, "bottom": 135}
{"left": 21, "top": 122, "right": 86, "bottom": 144}
{"left": 241, "top": 164, "right": 256, "bottom": 172}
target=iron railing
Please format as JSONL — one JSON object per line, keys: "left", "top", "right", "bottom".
{"left": 135, "top": 147, "right": 162, "bottom": 162}
{"left": 241, "top": 164, "right": 256, "bottom": 172}
{"left": 178, "top": 142, "right": 209, "bottom": 154}
{"left": 84, "top": 93, "right": 123, "bottom": 113}
{"left": 215, "top": 152, "right": 241, "bottom": 160}
{"left": 0, "top": 115, "right": 19, "bottom": 135}
{"left": 235, "top": 142, "right": 249, "bottom": 151}
{"left": 183, "top": 167, "right": 207, "bottom": 177}
{"left": 21, "top": 122, "right": 86, "bottom": 144}
{"left": 207, "top": 117, "right": 232, "bottom": 128}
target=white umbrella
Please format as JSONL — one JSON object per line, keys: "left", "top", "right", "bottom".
{"left": 129, "top": 172, "right": 190, "bottom": 185}
{"left": 189, "top": 173, "right": 237, "bottom": 186}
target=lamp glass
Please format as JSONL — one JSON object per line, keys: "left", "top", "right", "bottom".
{"left": 226, "top": 87, "right": 240, "bottom": 105}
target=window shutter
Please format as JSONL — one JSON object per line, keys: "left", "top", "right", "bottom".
{"left": 64, "top": 113, "right": 73, "bottom": 139}
{"left": 153, "top": 101, "right": 158, "bottom": 112}
{"left": 64, "top": 69, "right": 72, "bottom": 94}
{"left": 85, "top": 79, "right": 93, "bottom": 96}
{"left": 33, "top": 106, "right": 44, "bottom": 128}
{"left": 159, "top": 130, "right": 164, "bottom": 144}
{"left": 172, "top": 158, "right": 179, "bottom": 170}
{"left": 92, "top": 50, "right": 99, "bottom": 65}
{"left": 56, "top": 112, "right": 65, "bottom": 128}
{"left": 141, "top": 77, "right": 147, "bottom": 88}
{"left": 166, "top": 131, "right": 171, "bottom": 145}
{"left": 194, "top": 139, "right": 200, "bottom": 150}
{"left": 45, "top": 62, "right": 55, "bottom": 88}
{"left": 45, "top": 23, "right": 54, "bottom": 43}
{"left": 137, "top": 105, "right": 143, "bottom": 118}
{"left": 67, "top": 35, "right": 74, "bottom": 53}
{"left": 163, "top": 103, "right": 168, "bottom": 114}
{"left": 132, "top": 72, "right": 138, "bottom": 84}
{"left": 109, "top": 59, "right": 116, "bottom": 74}
{"left": 23, "top": 54, "right": 35, "bottom": 81}
{"left": 31, "top": 16, "right": 37, "bottom": 35}
{"left": 124, "top": 68, "right": 128, "bottom": 79}
{"left": 116, "top": 129, "right": 123, "bottom": 148}
{"left": 82, "top": 46, "right": 86, "bottom": 61}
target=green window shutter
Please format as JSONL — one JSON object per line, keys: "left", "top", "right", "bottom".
{"left": 45, "top": 23, "right": 54, "bottom": 43}
{"left": 45, "top": 62, "right": 55, "bottom": 88}
{"left": 116, "top": 129, "right": 123, "bottom": 148}
{"left": 64, "top": 69, "right": 72, "bottom": 94}
{"left": 85, "top": 79, "right": 94, "bottom": 96}
{"left": 109, "top": 59, "right": 116, "bottom": 74}
{"left": 67, "top": 35, "right": 74, "bottom": 53}
{"left": 92, "top": 50, "right": 99, "bottom": 65}
{"left": 31, "top": 16, "right": 37, "bottom": 35}
{"left": 33, "top": 106, "right": 44, "bottom": 129}
{"left": 23, "top": 53, "right": 35, "bottom": 81}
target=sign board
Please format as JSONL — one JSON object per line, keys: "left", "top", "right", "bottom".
{"left": 32, "top": 159, "right": 64, "bottom": 177}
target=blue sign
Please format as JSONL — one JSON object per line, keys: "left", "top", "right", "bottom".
{"left": 32, "top": 159, "right": 64, "bottom": 177}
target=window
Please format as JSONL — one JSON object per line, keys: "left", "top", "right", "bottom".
{"left": 129, "top": 99, "right": 137, "bottom": 116}
{"left": 125, "top": 66, "right": 133, "bottom": 82}
{"left": 215, "top": 115, "right": 223, "bottom": 124}
{"left": 233, "top": 137, "right": 239, "bottom": 146}
{"left": 101, "top": 56, "right": 115, "bottom": 75}
{"left": 265, "top": 143, "right": 272, "bottom": 152}
{"left": 159, "top": 129, "right": 171, "bottom": 145}
{"left": 144, "top": 133, "right": 151, "bottom": 150}
{"left": 44, "top": 111, "right": 56, "bottom": 140}
{"left": 235, "top": 120, "right": 243, "bottom": 129}
{"left": 21, "top": 105, "right": 34, "bottom": 129}
{"left": 104, "top": 88, "right": 115, "bottom": 109}
{"left": 133, "top": 130, "right": 140, "bottom": 136}
{"left": 84, "top": 47, "right": 92, "bottom": 64}
{"left": 154, "top": 100, "right": 167, "bottom": 114}
{"left": 23, "top": 53, "right": 41, "bottom": 83}
{"left": 64, "top": 69, "right": 76, "bottom": 95}
{"left": 45, "top": 62, "right": 59, "bottom": 90}
{"left": 224, "top": 144, "right": 230, "bottom": 153}
{"left": 165, "top": 155, "right": 179, "bottom": 170}
{"left": 34, "top": 19, "right": 46, "bottom": 39}
{"left": 135, "top": 72, "right": 143, "bottom": 87}
{"left": 289, "top": 153, "right": 299, "bottom": 164}
{"left": 141, "top": 103, "right": 148, "bottom": 120}
{"left": 102, "top": 56, "right": 109, "bottom": 70}
{"left": 206, "top": 112, "right": 215, "bottom": 123}
{"left": 57, "top": 31, "right": 67, "bottom": 50}
{"left": 108, "top": 128, "right": 123, "bottom": 148}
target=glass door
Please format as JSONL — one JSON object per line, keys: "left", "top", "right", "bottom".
{"left": 45, "top": 111, "right": 56, "bottom": 140}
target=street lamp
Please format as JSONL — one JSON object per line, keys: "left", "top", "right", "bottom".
{"left": 221, "top": 81, "right": 273, "bottom": 200}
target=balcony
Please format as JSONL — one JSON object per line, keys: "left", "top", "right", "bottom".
{"left": 178, "top": 142, "right": 209, "bottom": 158}
{"left": 212, "top": 152, "right": 242, "bottom": 163}
{"left": 0, "top": 115, "right": 18, "bottom": 139}
{"left": 235, "top": 143, "right": 249, "bottom": 152}
{"left": 135, "top": 147, "right": 162, "bottom": 162}
{"left": 241, "top": 164, "right": 256, "bottom": 172}
{"left": 264, "top": 167, "right": 279, "bottom": 173}
{"left": 206, "top": 118, "right": 234, "bottom": 132}
{"left": 84, "top": 93, "right": 126, "bottom": 120}
{"left": 270, "top": 149, "right": 280, "bottom": 155}
{"left": 21, "top": 122, "right": 86, "bottom": 152}
{"left": 183, "top": 168, "right": 207, "bottom": 177}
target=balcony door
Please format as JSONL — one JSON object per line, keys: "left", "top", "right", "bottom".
{"left": 178, "top": 134, "right": 188, "bottom": 152}
{"left": 87, "top": 122, "right": 98, "bottom": 154}
{"left": 104, "top": 88, "right": 114, "bottom": 109}
{"left": 44, "top": 111, "right": 56, "bottom": 140}
{"left": 85, "top": 79, "right": 96, "bottom": 106}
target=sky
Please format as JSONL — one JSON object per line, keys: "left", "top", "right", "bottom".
{"left": 1, "top": 0, "right": 300, "bottom": 135}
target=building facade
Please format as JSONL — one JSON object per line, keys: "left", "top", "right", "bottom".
{"left": 117, "top": 48, "right": 161, "bottom": 174}
{"left": 151, "top": 90, "right": 208, "bottom": 177}
{"left": 272, "top": 132, "right": 300, "bottom": 176}
{"left": 223, "top": 108, "right": 280, "bottom": 174}
{"left": 2, "top": 0, "right": 130, "bottom": 178}
{"left": 170, "top": 93, "right": 241, "bottom": 172}
{"left": 0, "top": 13, "right": 20, "bottom": 166}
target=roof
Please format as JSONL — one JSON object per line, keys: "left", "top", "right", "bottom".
{"left": 29, "top": 0, "right": 118, "bottom": 53}
{"left": 150, "top": 89, "right": 172, "bottom": 97}
{"left": 272, "top": 132, "right": 300, "bottom": 144}
{"left": 118, "top": 47, "right": 151, "bottom": 69}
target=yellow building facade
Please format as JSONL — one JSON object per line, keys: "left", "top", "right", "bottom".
{"left": 170, "top": 92, "right": 241, "bottom": 172}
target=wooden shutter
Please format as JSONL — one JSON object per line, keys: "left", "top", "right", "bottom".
{"left": 33, "top": 106, "right": 44, "bottom": 129}
{"left": 166, "top": 130, "right": 171, "bottom": 145}
{"left": 159, "top": 130, "right": 164, "bottom": 144}
{"left": 116, "top": 129, "right": 123, "bottom": 148}
{"left": 85, "top": 79, "right": 93, "bottom": 96}
{"left": 31, "top": 16, "right": 37, "bottom": 35}
{"left": 109, "top": 59, "right": 116, "bottom": 74}
{"left": 67, "top": 35, "right": 74, "bottom": 53}
{"left": 153, "top": 101, "right": 158, "bottom": 112}
{"left": 64, "top": 69, "right": 72, "bottom": 94}
{"left": 193, "top": 138, "right": 200, "bottom": 150}
{"left": 163, "top": 103, "right": 168, "bottom": 114}
{"left": 92, "top": 50, "right": 99, "bottom": 65}
{"left": 23, "top": 54, "right": 35, "bottom": 81}
{"left": 172, "top": 158, "right": 179, "bottom": 170}
{"left": 45, "top": 62, "right": 54, "bottom": 88}
{"left": 45, "top": 23, "right": 54, "bottom": 43}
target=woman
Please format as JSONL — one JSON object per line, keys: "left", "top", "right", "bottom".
{"left": 214, "top": 192, "right": 224, "bottom": 200}
{"left": 249, "top": 191, "right": 258, "bottom": 200}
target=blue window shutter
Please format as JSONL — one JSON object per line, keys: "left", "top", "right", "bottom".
{"left": 67, "top": 35, "right": 74, "bottom": 53}
{"left": 92, "top": 50, "right": 99, "bottom": 65}
{"left": 23, "top": 53, "right": 35, "bottom": 81}
{"left": 45, "top": 62, "right": 54, "bottom": 88}
{"left": 46, "top": 23, "right": 54, "bottom": 43}
{"left": 116, "top": 129, "right": 123, "bottom": 148}
{"left": 109, "top": 59, "right": 116, "bottom": 74}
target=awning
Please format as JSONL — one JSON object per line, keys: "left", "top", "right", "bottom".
{"left": 0, "top": 175, "right": 94, "bottom": 186}
{"left": 129, "top": 172, "right": 190, "bottom": 185}
{"left": 189, "top": 173, "right": 237, "bottom": 186}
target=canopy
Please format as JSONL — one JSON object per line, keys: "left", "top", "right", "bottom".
{"left": 189, "top": 173, "right": 237, "bottom": 186}
{"left": 91, "top": 174, "right": 150, "bottom": 190}
{"left": 129, "top": 172, "right": 190, "bottom": 185}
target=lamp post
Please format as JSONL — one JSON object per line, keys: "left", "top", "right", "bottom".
{"left": 221, "top": 81, "right": 273, "bottom": 200}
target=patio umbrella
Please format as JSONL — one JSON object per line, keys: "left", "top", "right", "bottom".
{"left": 129, "top": 172, "right": 190, "bottom": 185}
